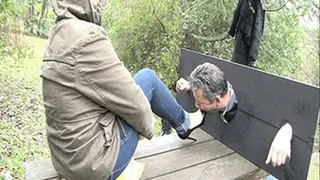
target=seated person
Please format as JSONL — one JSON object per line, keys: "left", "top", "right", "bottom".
{"left": 42, "top": 64, "right": 205, "bottom": 180}
{"left": 41, "top": 0, "right": 204, "bottom": 179}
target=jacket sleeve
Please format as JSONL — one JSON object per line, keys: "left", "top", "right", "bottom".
{"left": 248, "top": 2, "right": 265, "bottom": 61}
{"left": 228, "top": 0, "right": 242, "bottom": 37}
{"left": 75, "top": 26, "right": 154, "bottom": 139}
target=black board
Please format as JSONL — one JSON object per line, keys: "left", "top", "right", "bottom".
{"left": 177, "top": 48, "right": 320, "bottom": 180}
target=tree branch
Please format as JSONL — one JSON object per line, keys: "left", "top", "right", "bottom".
{"left": 313, "top": 1, "right": 320, "bottom": 11}
{"left": 190, "top": 33, "right": 229, "bottom": 43}
{"left": 264, "top": 0, "right": 289, "bottom": 12}
{"left": 152, "top": 2, "right": 167, "bottom": 34}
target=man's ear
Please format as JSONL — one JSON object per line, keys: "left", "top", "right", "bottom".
{"left": 215, "top": 95, "right": 221, "bottom": 103}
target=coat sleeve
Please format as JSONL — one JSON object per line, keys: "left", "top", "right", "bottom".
{"left": 228, "top": 0, "right": 243, "bottom": 37}
{"left": 248, "top": 1, "right": 265, "bottom": 61}
{"left": 75, "top": 26, "right": 154, "bottom": 139}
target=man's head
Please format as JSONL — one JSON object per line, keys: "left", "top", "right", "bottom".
{"left": 188, "top": 63, "right": 229, "bottom": 114}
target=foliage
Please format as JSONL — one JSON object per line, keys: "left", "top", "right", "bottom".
{"left": 257, "top": 10, "right": 306, "bottom": 79}
{"left": 257, "top": 0, "right": 319, "bottom": 84}
{"left": 103, "top": 0, "right": 236, "bottom": 90}
{"left": 104, "top": 0, "right": 318, "bottom": 89}
{"left": 35, "top": 0, "right": 56, "bottom": 38}
{"left": 297, "top": 0, "right": 320, "bottom": 86}
{"left": 104, "top": 0, "right": 182, "bottom": 88}
{"left": 0, "top": 0, "right": 54, "bottom": 39}
{"left": 180, "top": 0, "right": 236, "bottom": 59}
{"left": 0, "top": 36, "right": 49, "bottom": 180}
{"left": 0, "top": 0, "right": 25, "bottom": 55}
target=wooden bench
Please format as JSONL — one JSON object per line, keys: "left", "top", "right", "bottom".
{"left": 25, "top": 129, "right": 268, "bottom": 180}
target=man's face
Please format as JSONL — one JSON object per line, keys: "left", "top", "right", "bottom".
{"left": 193, "top": 88, "right": 226, "bottom": 115}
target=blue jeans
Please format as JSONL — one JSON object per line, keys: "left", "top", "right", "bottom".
{"left": 108, "top": 68, "right": 190, "bottom": 179}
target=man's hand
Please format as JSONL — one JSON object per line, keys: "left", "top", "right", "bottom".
{"left": 265, "top": 123, "right": 293, "bottom": 167}
{"left": 176, "top": 78, "right": 190, "bottom": 93}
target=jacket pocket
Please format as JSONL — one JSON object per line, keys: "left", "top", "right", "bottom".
{"left": 98, "top": 113, "right": 115, "bottom": 147}
{"left": 40, "top": 57, "right": 75, "bottom": 84}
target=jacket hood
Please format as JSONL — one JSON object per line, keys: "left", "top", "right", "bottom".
{"left": 51, "top": 0, "right": 107, "bottom": 25}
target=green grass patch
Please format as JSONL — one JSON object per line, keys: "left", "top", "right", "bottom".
{"left": 308, "top": 127, "right": 320, "bottom": 180}
{"left": 0, "top": 36, "right": 49, "bottom": 179}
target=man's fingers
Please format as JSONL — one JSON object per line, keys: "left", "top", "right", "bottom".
{"left": 265, "top": 157, "right": 270, "bottom": 164}
{"left": 176, "top": 80, "right": 182, "bottom": 90}
{"left": 271, "top": 150, "right": 278, "bottom": 167}
{"left": 288, "top": 149, "right": 291, "bottom": 158}
{"left": 265, "top": 147, "right": 272, "bottom": 164}
{"left": 176, "top": 83, "right": 183, "bottom": 92}
{"left": 180, "top": 84, "right": 187, "bottom": 89}
{"left": 175, "top": 86, "right": 180, "bottom": 92}
{"left": 281, "top": 152, "right": 286, "bottom": 165}
{"left": 176, "top": 83, "right": 188, "bottom": 93}
{"left": 276, "top": 151, "right": 283, "bottom": 166}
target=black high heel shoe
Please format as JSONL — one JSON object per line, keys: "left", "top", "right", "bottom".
{"left": 178, "top": 111, "right": 207, "bottom": 141}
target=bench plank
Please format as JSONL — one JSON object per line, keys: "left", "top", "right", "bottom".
{"left": 152, "top": 153, "right": 258, "bottom": 180}
{"left": 25, "top": 158, "right": 58, "bottom": 180}
{"left": 135, "top": 128, "right": 213, "bottom": 159}
{"left": 139, "top": 139, "right": 234, "bottom": 179}
{"left": 25, "top": 130, "right": 211, "bottom": 180}
{"left": 25, "top": 129, "right": 260, "bottom": 180}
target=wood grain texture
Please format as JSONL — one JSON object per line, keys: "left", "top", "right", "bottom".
{"left": 139, "top": 140, "right": 234, "bottom": 179}
{"left": 152, "top": 153, "right": 258, "bottom": 180}
{"left": 135, "top": 128, "right": 213, "bottom": 159}
{"left": 25, "top": 158, "right": 59, "bottom": 180}
{"left": 25, "top": 128, "right": 258, "bottom": 180}
{"left": 25, "top": 130, "right": 212, "bottom": 180}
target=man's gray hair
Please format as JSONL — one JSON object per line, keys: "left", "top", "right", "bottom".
{"left": 188, "top": 62, "right": 228, "bottom": 103}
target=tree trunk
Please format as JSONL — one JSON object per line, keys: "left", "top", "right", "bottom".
{"left": 38, "top": 0, "right": 49, "bottom": 33}
{"left": 29, "top": 5, "right": 35, "bottom": 34}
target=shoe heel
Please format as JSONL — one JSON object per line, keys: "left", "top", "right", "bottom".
{"left": 178, "top": 111, "right": 206, "bottom": 140}
{"left": 186, "top": 136, "right": 197, "bottom": 141}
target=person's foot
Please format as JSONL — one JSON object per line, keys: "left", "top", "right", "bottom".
{"left": 178, "top": 109, "right": 206, "bottom": 140}
{"left": 188, "top": 109, "right": 205, "bottom": 129}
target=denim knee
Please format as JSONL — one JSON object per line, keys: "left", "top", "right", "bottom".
{"left": 138, "top": 68, "right": 156, "bottom": 77}
{"left": 136, "top": 68, "right": 158, "bottom": 82}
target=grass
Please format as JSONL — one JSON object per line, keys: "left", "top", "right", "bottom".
{"left": 308, "top": 151, "right": 320, "bottom": 180}
{"left": 0, "top": 35, "right": 49, "bottom": 180}
{"left": 0, "top": 35, "right": 318, "bottom": 179}
{"left": 307, "top": 127, "right": 320, "bottom": 180}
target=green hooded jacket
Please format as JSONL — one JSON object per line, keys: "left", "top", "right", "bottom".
{"left": 40, "top": 0, "right": 154, "bottom": 179}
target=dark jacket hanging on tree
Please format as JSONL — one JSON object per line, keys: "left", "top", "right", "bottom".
{"left": 228, "top": 0, "right": 265, "bottom": 66}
